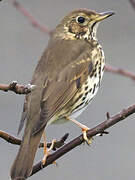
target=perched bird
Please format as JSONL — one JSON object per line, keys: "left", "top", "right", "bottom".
{"left": 10, "top": 8, "right": 114, "bottom": 180}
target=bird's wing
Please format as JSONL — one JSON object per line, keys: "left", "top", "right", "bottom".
{"left": 18, "top": 95, "right": 29, "bottom": 134}
{"left": 32, "top": 46, "right": 93, "bottom": 134}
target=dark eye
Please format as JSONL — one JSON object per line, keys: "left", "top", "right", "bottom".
{"left": 77, "top": 16, "right": 85, "bottom": 24}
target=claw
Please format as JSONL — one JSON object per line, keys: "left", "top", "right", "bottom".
{"left": 82, "top": 128, "right": 92, "bottom": 145}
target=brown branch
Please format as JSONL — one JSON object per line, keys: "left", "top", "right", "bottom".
{"left": 129, "top": 0, "right": 135, "bottom": 10}
{"left": 105, "top": 64, "right": 135, "bottom": 81}
{"left": 0, "top": 81, "right": 35, "bottom": 94}
{"left": 30, "top": 103, "right": 135, "bottom": 176}
{"left": 0, "top": 131, "right": 22, "bottom": 145}
{"left": 0, "top": 130, "right": 69, "bottom": 150}
{"left": 10, "top": 0, "right": 52, "bottom": 35}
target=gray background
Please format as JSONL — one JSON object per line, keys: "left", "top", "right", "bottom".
{"left": 0, "top": 0, "right": 135, "bottom": 179}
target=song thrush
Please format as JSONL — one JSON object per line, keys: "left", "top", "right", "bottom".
{"left": 11, "top": 9, "right": 114, "bottom": 179}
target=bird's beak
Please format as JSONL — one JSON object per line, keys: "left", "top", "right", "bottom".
{"left": 96, "top": 11, "right": 115, "bottom": 22}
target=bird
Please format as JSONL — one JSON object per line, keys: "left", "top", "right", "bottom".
{"left": 10, "top": 8, "right": 114, "bottom": 180}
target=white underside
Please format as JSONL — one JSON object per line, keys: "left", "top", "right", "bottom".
{"left": 70, "top": 103, "right": 90, "bottom": 118}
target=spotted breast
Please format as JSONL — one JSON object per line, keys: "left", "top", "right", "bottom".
{"left": 70, "top": 43, "right": 105, "bottom": 118}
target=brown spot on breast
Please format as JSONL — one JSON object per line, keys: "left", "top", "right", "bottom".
{"left": 89, "top": 88, "right": 92, "bottom": 92}
{"left": 85, "top": 91, "right": 88, "bottom": 96}
{"left": 92, "top": 83, "right": 96, "bottom": 94}
{"left": 82, "top": 96, "right": 86, "bottom": 101}
{"left": 85, "top": 86, "right": 88, "bottom": 91}
{"left": 74, "top": 102, "right": 84, "bottom": 110}
{"left": 90, "top": 68, "right": 96, "bottom": 78}
{"left": 95, "top": 61, "right": 98, "bottom": 67}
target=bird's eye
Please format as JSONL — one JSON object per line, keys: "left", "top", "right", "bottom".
{"left": 77, "top": 16, "right": 85, "bottom": 24}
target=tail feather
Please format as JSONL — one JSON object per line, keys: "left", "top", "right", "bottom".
{"left": 10, "top": 128, "right": 44, "bottom": 180}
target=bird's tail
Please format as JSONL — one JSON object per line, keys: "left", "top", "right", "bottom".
{"left": 10, "top": 127, "right": 44, "bottom": 180}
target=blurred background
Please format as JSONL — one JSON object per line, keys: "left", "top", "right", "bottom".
{"left": 0, "top": 0, "right": 135, "bottom": 179}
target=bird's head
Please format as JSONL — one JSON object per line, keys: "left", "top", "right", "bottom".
{"left": 54, "top": 9, "right": 114, "bottom": 41}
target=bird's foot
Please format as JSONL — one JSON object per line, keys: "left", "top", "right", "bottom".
{"left": 42, "top": 133, "right": 57, "bottom": 165}
{"left": 66, "top": 117, "right": 92, "bottom": 145}
{"left": 81, "top": 125, "right": 92, "bottom": 145}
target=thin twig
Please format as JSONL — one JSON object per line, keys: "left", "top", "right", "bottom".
{"left": 10, "top": 0, "right": 52, "bottom": 35}
{"left": 31, "top": 103, "right": 135, "bottom": 176}
{"left": 105, "top": 65, "right": 135, "bottom": 81}
{"left": 129, "top": 0, "right": 135, "bottom": 10}
{"left": 0, "top": 131, "right": 21, "bottom": 145}
{"left": 0, "top": 130, "right": 69, "bottom": 150}
{"left": 0, "top": 81, "right": 35, "bottom": 94}
{"left": 106, "top": 112, "right": 110, "bottom": 120}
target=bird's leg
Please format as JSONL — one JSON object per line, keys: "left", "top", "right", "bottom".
{"left": 66, "top": 117, "right": 92, "bottom": 145}
{"left": 42, "top": 132, "right": 48, "bottom": 165}
{"left": 42, "top": 132, "right": 57, "bottom": 165}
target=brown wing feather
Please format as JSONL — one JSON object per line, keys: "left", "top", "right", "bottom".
{"left": 32, "top": 56, "right": 92, "bottom": 134}
{"left": 18, "top": 95, "right": 29, "bottom": 134}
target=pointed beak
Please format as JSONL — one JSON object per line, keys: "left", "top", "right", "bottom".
{"left": 96, "top": 11, "right": 115, "bottom": 22}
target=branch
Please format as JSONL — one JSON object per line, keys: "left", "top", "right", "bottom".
{"left": 0, "top": 130, "right": 69, "bottom": 150}
{"left": 0, "top": 81, "right": 35, "bottom": 94}
{"left": 129, "top": 0, "right": 135, "bottom": 10}
{"left": 10, "top": 0, "right": 52, "bottom": 35}
{"left": 31, "top": 103, "right": 135, "bottom": 176}
{"left": 105, "top": 65, "right": 135, "bottom": 81}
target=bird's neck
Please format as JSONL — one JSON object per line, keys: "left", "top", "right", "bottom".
{"left": 83, "top": 22, "right": 99, "bottom": 43}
